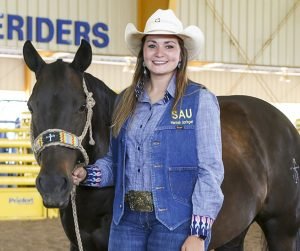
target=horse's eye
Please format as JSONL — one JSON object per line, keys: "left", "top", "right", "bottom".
{"left": 79, "top": 104, "right": 86, "bottom": 112}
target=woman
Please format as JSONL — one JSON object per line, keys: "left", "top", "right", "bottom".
{"left": 73, "top": 9, "right": 224, "bottom": 251}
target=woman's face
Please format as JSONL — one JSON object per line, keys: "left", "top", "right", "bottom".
{"left": 143, "top": 35, "right": 181, "bottom": 78}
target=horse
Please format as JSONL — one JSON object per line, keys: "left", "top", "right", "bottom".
{"left": 23, "top": 40, "right": 300, "bottom": 251}
{"left": 212, "top": 95, "right": 300, "bottom": 251}
{"left": 23, "top": 39, "right": 116, "bottom": 250}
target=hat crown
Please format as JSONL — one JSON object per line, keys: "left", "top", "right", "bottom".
{"left": 144, "top": 9, "right": 183, "bottom": 34}
{"left": 125, "top": 9, "right": 205, "bottom": 60}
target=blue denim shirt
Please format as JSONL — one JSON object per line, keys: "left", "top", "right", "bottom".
{"left": 83, "top": 77, "right": 224, "bottom": 232}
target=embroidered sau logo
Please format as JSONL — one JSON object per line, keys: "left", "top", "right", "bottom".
{"left": 171, "top": 108, "right": 194, "bottom": 125}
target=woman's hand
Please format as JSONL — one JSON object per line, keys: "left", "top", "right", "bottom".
{"left": 72, "top": 166, "right": 87, "bottom": 185}
{"left": 181, "top": 235, "right": 205, "bottom": 251}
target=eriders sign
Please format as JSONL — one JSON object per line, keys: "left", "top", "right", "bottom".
{"left": 0, "top": 13, "right": 109, "bottom": 48}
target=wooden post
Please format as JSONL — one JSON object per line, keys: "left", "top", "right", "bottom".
{"left": 137, "top": 0, "right": 171, "bottom": 31}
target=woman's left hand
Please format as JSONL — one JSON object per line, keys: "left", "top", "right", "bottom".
{"left": 181, "top": 235, "right": 205, "bottom": 251}
{"left": 72, "top": 166, "right": 87, "bottom": 185}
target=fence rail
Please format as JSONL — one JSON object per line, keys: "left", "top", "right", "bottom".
{"left": 0, "top": 139, "right": 31, "bottom": 148}
{"left": 0, "top": 176, "right": 36, "bottom": 186}
{"left": 0, "top": 153, "right": 36, "bottom": 162}
{"left": 0, "top": 116, "right": 58, "bottom": 220}
{"left": 0, "top": 128, "right": 29, "bottom": 133}
{"left": 0, "top": 165, "right": 39, "bottom": 173}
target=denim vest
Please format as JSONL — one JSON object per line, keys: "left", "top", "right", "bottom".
{"left": 111, "top": 83, "right": 204, "bottom": 230}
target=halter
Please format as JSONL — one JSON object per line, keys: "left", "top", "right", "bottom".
{"left": 31, "top": 77, "right": 95, "bottom": 166}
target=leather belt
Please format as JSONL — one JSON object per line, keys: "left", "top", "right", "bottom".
{"left": 125, "top": 190, "right": 153, "bottom": 212}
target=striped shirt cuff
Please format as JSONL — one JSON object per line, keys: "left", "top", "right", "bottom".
{"left": 80, "top": 164, "right": 102, "bottom": 186}
{"left": 190, "top": 215, "right": 214, "bottom": 240}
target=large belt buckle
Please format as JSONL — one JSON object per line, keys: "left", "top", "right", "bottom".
{"left": 126, "top": 191, "right": 153, "bottom": 212}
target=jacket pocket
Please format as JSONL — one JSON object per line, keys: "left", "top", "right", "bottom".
{"left": 168, "top": 166, "right": 198, "bottom": 205}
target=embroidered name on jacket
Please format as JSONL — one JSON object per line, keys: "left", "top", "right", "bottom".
{"left": 171, "top": 108, "right": 193, "bottom": 125}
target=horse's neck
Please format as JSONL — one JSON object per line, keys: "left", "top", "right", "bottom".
{"left": 84, "top": 74, "right": 116, "bottom": 163}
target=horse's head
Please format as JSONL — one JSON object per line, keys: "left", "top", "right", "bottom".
{"left": 23, "top": 40, "right": 94, "bottom": 208}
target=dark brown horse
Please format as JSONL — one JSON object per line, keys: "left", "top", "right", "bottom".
{"left": 23, "top": 40, "right": 116, "bottom": 250}
{"left": 23, "top": 40, "right": 300, "bottom": 251}
{"left": 213, "top": 96, "right": 300, "bottom": 251}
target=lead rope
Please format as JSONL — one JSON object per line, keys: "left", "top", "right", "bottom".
{"left": 71, "top": 185, "right": 84, "bottom": 251}
{"left": 70, "top": 78, "right": 95, "bottom": 251}
{"left": 78, "top": 78, "right": 95, "bottom": 146}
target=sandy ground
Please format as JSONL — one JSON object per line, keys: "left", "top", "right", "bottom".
{"left": 0, "top": 218, "right": 68, "bottom": 251}
{"left": 0, "top": 218, "right": 265, "bottom": 251}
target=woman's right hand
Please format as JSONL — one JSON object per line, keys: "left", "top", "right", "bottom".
{"left": 72, "top": 166, "right": 87, "bottom": 185}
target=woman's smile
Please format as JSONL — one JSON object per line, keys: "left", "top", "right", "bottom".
{"left": 143, "top": 35, "right": 181, "bottom": 77}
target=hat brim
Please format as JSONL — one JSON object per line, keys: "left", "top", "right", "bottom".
{"left": 125, "top": 23, "right": 204, "bottom": 60}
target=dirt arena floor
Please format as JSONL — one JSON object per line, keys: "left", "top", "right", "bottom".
{"left": 0, "top": 218, "right": 265, "bottom": 251}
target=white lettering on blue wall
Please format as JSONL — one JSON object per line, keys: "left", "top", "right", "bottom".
{"left": 0, "top": 13, "right": 109, "bottom": 48}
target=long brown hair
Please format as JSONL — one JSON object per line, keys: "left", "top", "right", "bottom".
{"left": 111, "top": 36, "right": 189, "bottom": 137}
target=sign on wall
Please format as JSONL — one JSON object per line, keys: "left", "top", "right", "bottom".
{"left": 0, "top": 0, "right": 137, "bottom": 55}
{"left": 0, "top": 13, "right": 109, "bottom": 48}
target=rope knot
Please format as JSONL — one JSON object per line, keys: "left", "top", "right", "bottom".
{"left": 82, "top": 81, "right": 96, "bottom": 147}
{"left": 86, "top": 93, "right": 95, "bottom": 108}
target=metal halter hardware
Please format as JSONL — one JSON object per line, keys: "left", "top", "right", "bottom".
{"left": 31, "top": 78, "right": 95, "bottom": 166}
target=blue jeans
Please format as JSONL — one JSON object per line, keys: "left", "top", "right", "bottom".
{"left": 108, "top": 204, "right": 211, "bottom": 251}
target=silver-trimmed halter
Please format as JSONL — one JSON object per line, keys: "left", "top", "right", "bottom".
{"left": 31, "top": 77, "right": 95, "bottom": 166}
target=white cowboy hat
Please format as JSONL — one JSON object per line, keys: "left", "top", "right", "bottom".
{"left": 125, "top": 9, "right": 204, "bottom": 60}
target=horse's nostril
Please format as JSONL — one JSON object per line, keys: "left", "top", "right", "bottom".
{"left": 61, "top": 177, "right": 68, "bottom": 191}
{"left": 36, "top": 175, "right": 50, "bottom": 192}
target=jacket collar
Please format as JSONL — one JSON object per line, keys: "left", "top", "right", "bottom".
{"left": 137, "top": 74, "right": 176, "bottom": 104}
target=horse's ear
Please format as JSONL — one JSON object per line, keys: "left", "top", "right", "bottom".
{"left": 23, "top": 40, "right": 46, "bottom": 74}
{"left": 70, "top": 39, "right": 92, "bottom": 72}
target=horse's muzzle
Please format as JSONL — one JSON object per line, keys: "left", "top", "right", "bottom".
{"left": 36, "top": 174, "right": 72, "bottom": 208}
{"left": 41, "top": 193, "right": 70, "bottom": 208}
